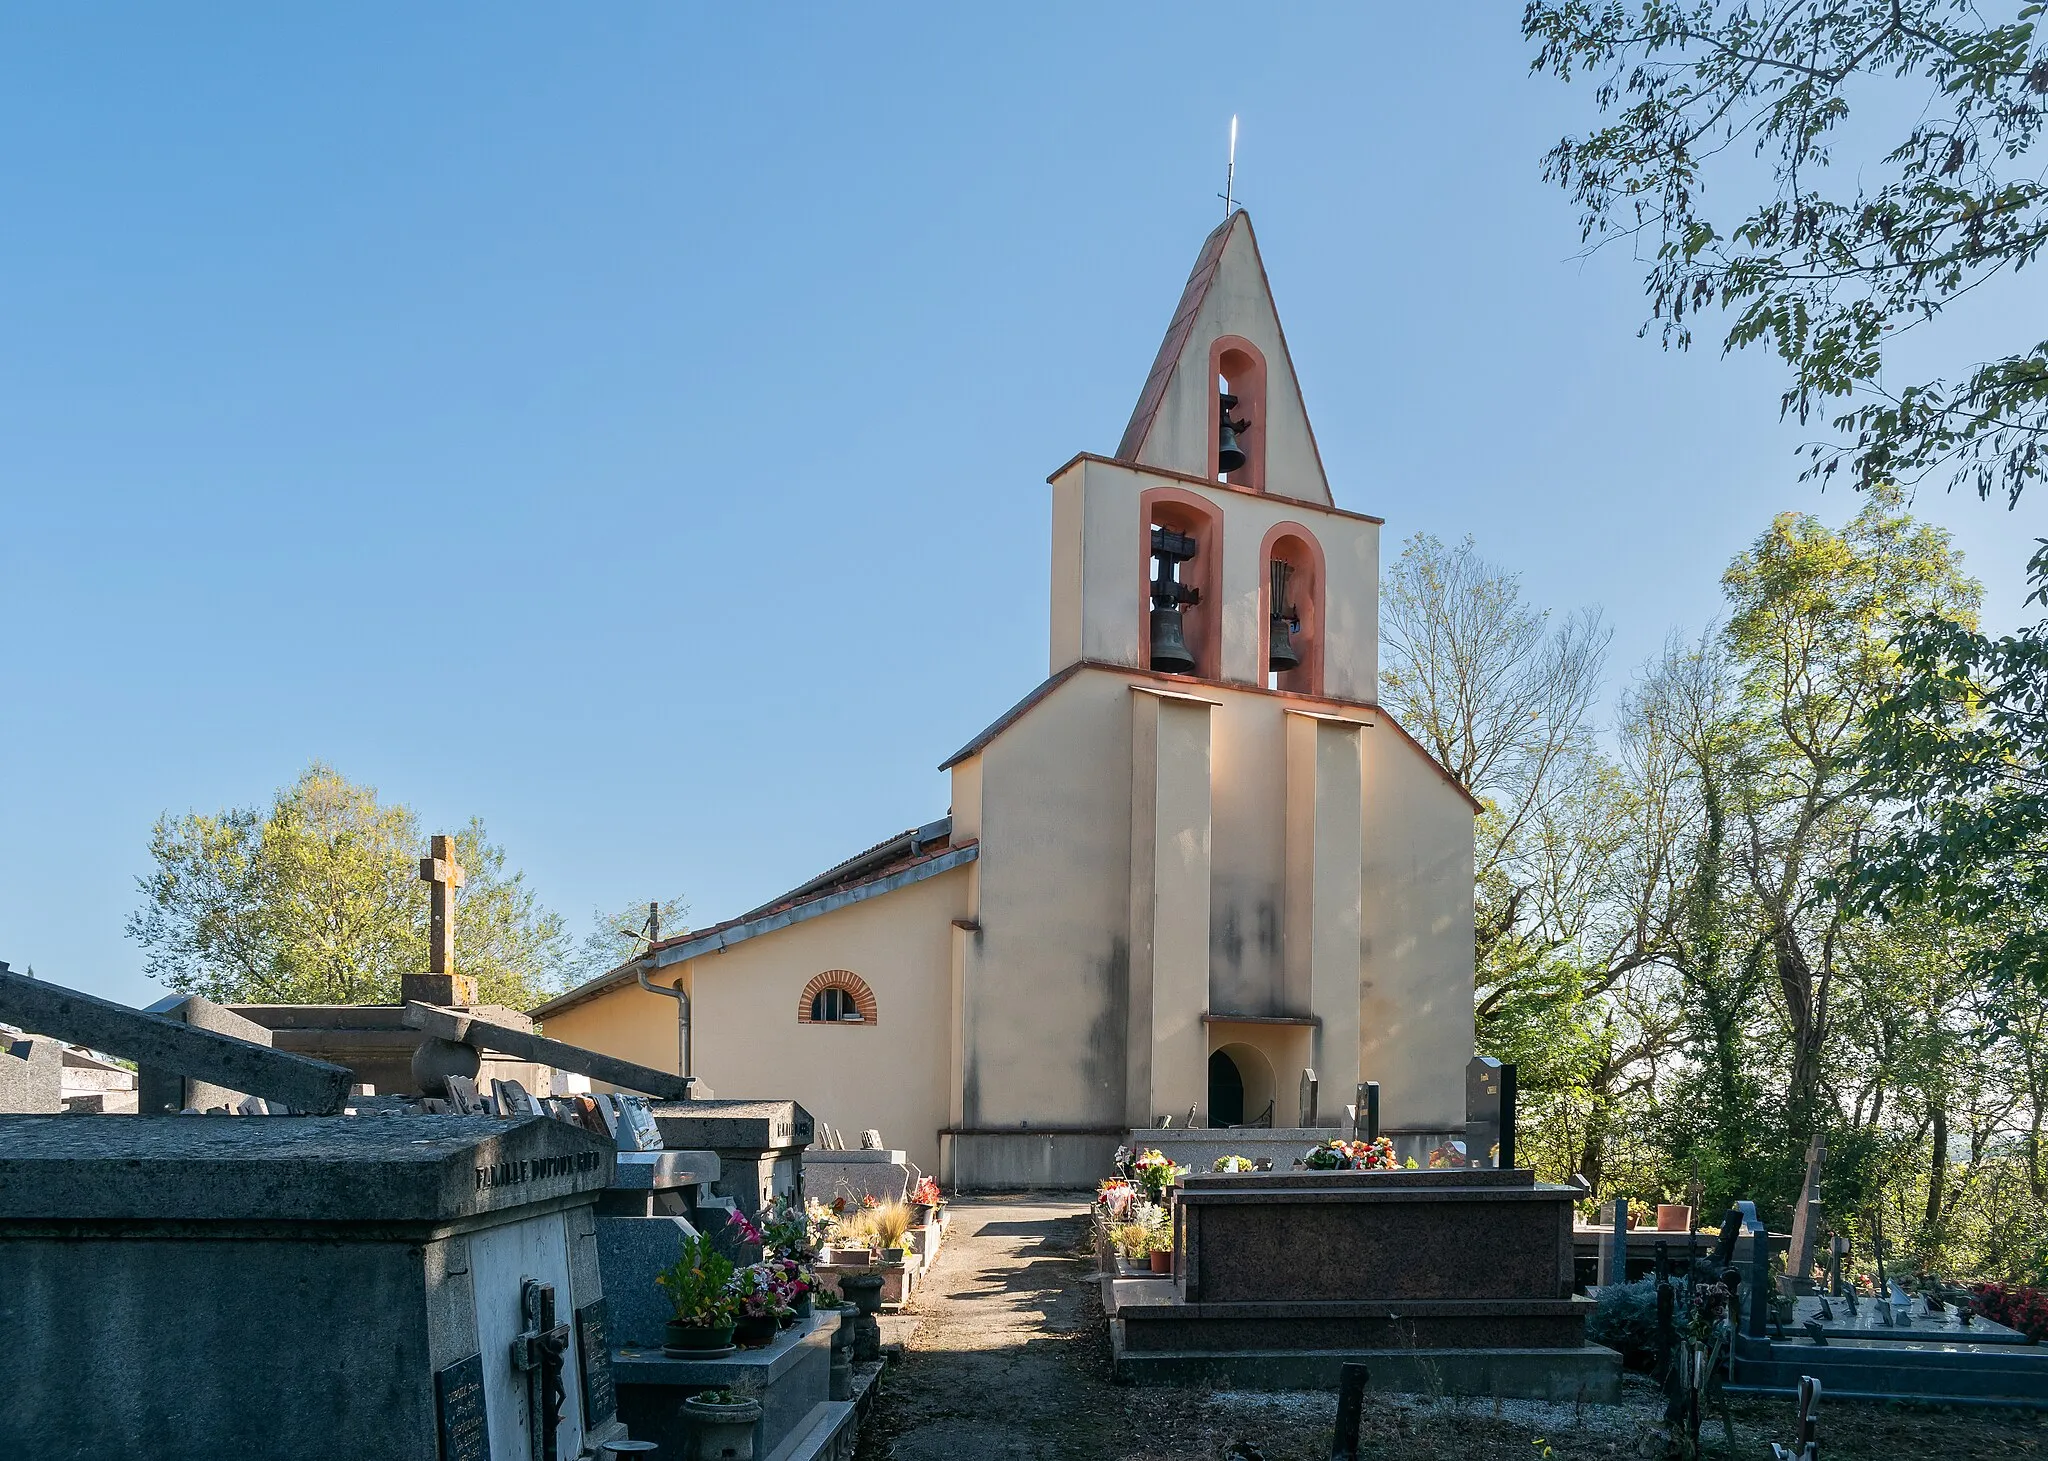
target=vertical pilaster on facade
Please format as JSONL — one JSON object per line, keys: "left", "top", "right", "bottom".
{"left": 1127, "top": 688, "right": 1215, "bottom": 1128}
{"left": 1284, "top": 711, "right": 1365, "bottom": 1125}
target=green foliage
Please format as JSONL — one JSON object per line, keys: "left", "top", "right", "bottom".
{"left": 126, "top": 763, "right": 568, "bottom": 1008}
{"left": 1585, "top": 1277, "right": 1661, "bottom": 1370}
{"left": 1528, "top": 0, "right": 2048, "bottom": 506}
{"left": 656, "top": 1231, "right": 736, "bottom": 1324}
{"left": 1404, "top": 498, "right": 2046, "bottom": 1284}
{"left": 1848, "top": 541, "right": 2048, "bottom": 995}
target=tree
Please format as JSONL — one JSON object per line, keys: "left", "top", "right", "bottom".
{"left": 1719, "top": 491, "right": 1979, "bottom": 1122}
{"left": 128, "top": 763, "right": 569, "bottom": 1008}
{"left": 1849, "top": 541, "right": 2048, "bottom": 993}
{"left": 1527, "top": 0, "right": 2048, "bottom": 506}
{"left": 567, "top": 897, "right": 692, "bottom": 988}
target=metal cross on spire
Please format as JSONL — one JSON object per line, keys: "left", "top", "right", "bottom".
{"left": 1220, "top": 114, "right": 1239, "bottom": 217}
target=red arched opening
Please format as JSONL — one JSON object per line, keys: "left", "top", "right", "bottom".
{"left": 798, "top": 970, "right": 878, "bottom": 1025}
{"left": 1139, "top": 486, "right": 1223, "bottom": 681}
{"left": 1210, "top": 335, "right": 1268, "bottom": 493}
{"left": 1260, "top": 522, "right": 1325, "bottom": 696}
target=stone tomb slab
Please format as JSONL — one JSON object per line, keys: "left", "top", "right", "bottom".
{"left": 0, "top": 1113, "right": 627, "bottom": 1460}
{"left": 1115, "top": 1167, "right": 1617, "bottom": 1400}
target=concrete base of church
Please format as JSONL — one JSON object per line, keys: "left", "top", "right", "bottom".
{"left": 941, "top": 1130, "right": 1122, "bottom": 1191}
{"left": 1107, "top": 1325, "right": 1622, "bottom": 1401}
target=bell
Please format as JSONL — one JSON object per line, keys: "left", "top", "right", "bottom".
{"left": 1268, "top": 615, "right": 1301, "bottom": 674}
{"left": 1217, "top": 392, "right": 1248, "bottom": 474}
{"left": 1268, "top": 559, "right": 1300, "bottom": 673}
{"left": 1150, "top": 606, "right": 1197, "bottom": 675}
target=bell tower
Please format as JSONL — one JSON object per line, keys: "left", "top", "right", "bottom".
{"left": 1047, "top": 211, "right": 1377, "bottom": 702}
{"left": 1115, "top": 210, "right": 1333, "bottom": 507}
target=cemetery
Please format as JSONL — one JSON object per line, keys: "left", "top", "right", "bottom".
{"left": 10, "top": 13, "right": 2048, "bottom": 1455}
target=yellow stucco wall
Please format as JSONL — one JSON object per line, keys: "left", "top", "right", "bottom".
{"left": 542, "top": 864, "right": 967, "bottom": 1176}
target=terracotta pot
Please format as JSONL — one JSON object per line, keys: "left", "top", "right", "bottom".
{"left": 662, "top": 1319, "right": 734, "bottom": 1355}
{"left": 1656, "top": 1204, "right": 1693, "bottom": 1232}
{"left": 1148, "top": 1249, "right": 1173, "bottom": 1275}
{"left": 732, "top": 1313, "right": 780, "bottom": 1348}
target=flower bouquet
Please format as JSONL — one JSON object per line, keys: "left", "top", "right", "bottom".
{"left": 1303, "top": 1136, "right": 1399, "bottom": 1171}
{"left": 1211, "top": 1155, "right": 1254, "bottom": 1173}
{"left": 1130, "top": 1148, "right": 1188, "bottom": 1201}
{"left": 730, "top": 1261, "right": 798, "bottom": 1347}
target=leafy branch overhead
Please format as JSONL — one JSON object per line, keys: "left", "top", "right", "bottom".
{"left": 1527, "top": 0, "right": 2048, "bottom": 505}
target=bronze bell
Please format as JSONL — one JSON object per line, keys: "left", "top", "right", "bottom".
{"left": 1150, "top": 607, "right": 1197, "bottom": 675}
{"left": 1268, "top": 560, "right": 1300, "bottom": 673}
{"left": 1217, "top": 393, "right": 1250, "bottom": 474}
{"left": 1149, "top": 525, "right": 1202, "bottom": 675}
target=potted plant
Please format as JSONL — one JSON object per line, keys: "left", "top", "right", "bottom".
{"left": 1211, "top": 1155, "right": 1254, "bottom": 1174}
{"left": 869, "top": 1200, "right": 913, "bottom": 1268}
{"left": 655, "top": 1233, "right": 737, "bottom": 1354}
{"left": 730, "top": 1263, "right": 792, "bottom": 1348}
{"left": 910, "top": 1175, "right": 943, "bottom": 1225}
{"left": 681, "top": 1388, "right": 762, "bottom": 1460}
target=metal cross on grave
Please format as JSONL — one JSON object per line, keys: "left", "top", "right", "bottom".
{"left": 512, "top": 1278, "right": 572, "bottom": 1461}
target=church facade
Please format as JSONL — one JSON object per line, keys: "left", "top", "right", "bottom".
{"left": 534, "top": 212, "right": 1478, "bottom": 1188}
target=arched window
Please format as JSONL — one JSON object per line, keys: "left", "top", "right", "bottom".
{"left": 798, "top": 970, "right": 878, "bottom": 1025}
{"left": 1210, "top": 336, "right": 1268, "bottom": 493}
{"left": 1138, "top": 487, "right": 1223, "bottom": 681}
{"left": 1260, "top": 523, "right": 1325, "bottom": 697}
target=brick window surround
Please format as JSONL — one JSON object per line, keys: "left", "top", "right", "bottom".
{"left": 798, "top": 970, "right": 878, "bottom": 1025}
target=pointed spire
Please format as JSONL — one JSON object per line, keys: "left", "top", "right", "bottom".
{"left": 1115, "top": 212, "right": 1333, "bottom": 507}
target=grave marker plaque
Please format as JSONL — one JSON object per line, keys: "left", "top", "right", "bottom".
{"left": 435, "top": 1352, "right": 491, "bottom": 1461}
{"left": 575, "top": 1300, "right": 617, "bottom": 1427}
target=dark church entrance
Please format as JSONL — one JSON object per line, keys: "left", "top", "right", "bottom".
{"left": 1207, "top": 1049, "right": 1245, "bottom": 1128}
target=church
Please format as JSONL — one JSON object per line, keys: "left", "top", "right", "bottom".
{"left": 534, "top": 211, "right": 1479, "bottom": 1188}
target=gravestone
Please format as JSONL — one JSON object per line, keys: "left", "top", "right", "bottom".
{"left": 649, "top": 1099, "right": 813, "bottom": 1221}
{"left": 0, "top": 1031, "right": 61, "bottom": 1113}
{"left": 0, "top": 1114, "right": 625, "bottom": 1460}
{"left": 1597, "top": 1197, "right": 1629, "bottom": 1288}
{"left": 1781, "top": 1135, "right": 1826, "bottom": 1296}
{"left": 139, "top": 993, "right": 275, "bottom": 1113}
{"left": 1299, "top": 1068, "right": 1318, "bottom": 1127}
{"left": 60, "top": 1046, "right": 137, "bottom": 1113}
{"left": 1467, "top": 1056, "right": 1518, "bottom": 1169}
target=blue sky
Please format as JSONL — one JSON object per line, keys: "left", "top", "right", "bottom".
{"left": 3, "top": 7, "right": 2041, "bottom": 1008}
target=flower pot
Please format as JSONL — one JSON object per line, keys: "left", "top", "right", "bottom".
{"left": 1656, "top": 1204, "right": 1693, "bottom": 1232}
{"left": 662, "top": 1319, "right": 735, "bottom": 1355}
{"left": 823, "top": 1246, "right": 874, "bottom": 1267}
{"left": 733, "top": 1313, "right": 780, "bottom": 1349}
{"left": 912, "top": 1202, "right": 934, "bottom": 1226}
{"left": 681, "top": 1393, "right": 763, "bottom": 1461}
{"left": 881, "top": 1249, "right": 905, "bottom": 1269}
{"left": 1148, "top": 1249, "right": 1173, "bottom": 1275}
{"left": 794, "top": 1293, "right": 813, "bottom": 1320}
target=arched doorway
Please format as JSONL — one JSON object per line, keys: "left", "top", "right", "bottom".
{"left": 1208, "top": 1050, "right": 1245, "bottom": 1127}
{"left": 1208, "top": 1042, "right": 1279, "bottom": 1128}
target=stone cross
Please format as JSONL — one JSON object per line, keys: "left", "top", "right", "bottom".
{"left": 420, "top": 834, "right": 466, "bottom": 977}
{"left": 405, "top": 835, "right": 477, "bottom": 1007}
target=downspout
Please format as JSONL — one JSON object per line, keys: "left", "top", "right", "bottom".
{"left": 637, "top": 965, "right": 691, "bottom": 1094}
